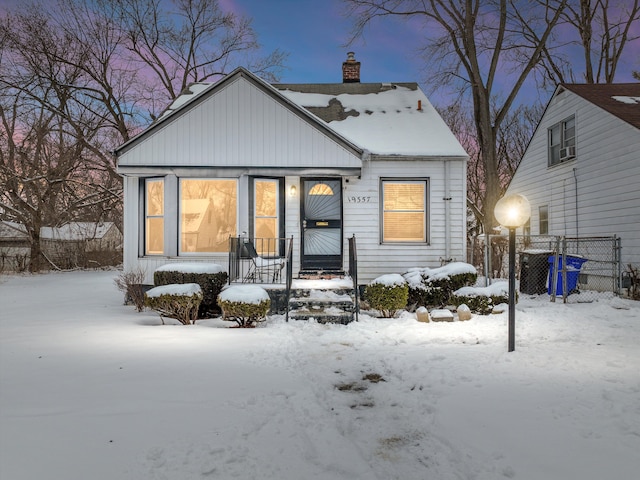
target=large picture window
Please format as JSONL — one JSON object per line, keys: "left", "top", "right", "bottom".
{"left": 548, "top": 115, "right": 575, "bottom": 166}
{"left": 180, "top": 179, "right": 237, "bottom": 253}
{"left": 381, "top": 179, "right": 428, "bottom": 243}
{"left": 145, "top": 179, "right": 164, "bottom": 255}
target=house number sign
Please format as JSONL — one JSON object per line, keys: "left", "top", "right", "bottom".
{"left": 346, "top": 195, "right": 373, "bottom": 203}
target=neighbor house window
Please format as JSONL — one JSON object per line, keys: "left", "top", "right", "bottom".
{"left": 539, "top": 205, "right": 549, "bottom": 234}
{"left": 523, "top": 219, "right": 531, "bottom": 239}
{"left": 145, "top": 178, "right": 164, "bottom": 255}
{"left": 180, "top": 179, "right": 237, "bottom": 253}
{"left": 548, "top": 115, "right": 575, "bottom": 166}
{"left": 381, "top": 179, "right": 428, "bottom": 243}
{"left": 254, "top": 179, "right": 280, "bottom": 255}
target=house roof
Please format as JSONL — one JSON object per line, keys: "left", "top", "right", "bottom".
{"left": 40, "top": 222, "right": 117, "bottom": 241}
{"left": 560, "top": 83, "right": 640, "bottom": 130}
{"left": 0, "top": 221, "right": 117, "bottom": 241}
{"left": 115, "top": 68, "right": 364, "bottom": 160}
{"left": 0, "top": 221, "right": 28, "bottom": 241}
{"left": 115, "top": 67, "right": 467, "bottom": 158}
{"left": 273, "top": 82, "right": 467, "bottom": 156}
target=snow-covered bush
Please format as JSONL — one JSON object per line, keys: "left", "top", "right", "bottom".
{"left": 402, "top": 262, "right": 477, "bottom": 310}
{"left": 144, "top": 283, "right": 203, "bottom": 325}
{"left": 449, "top": 282, "right": 510, "bottom": 315}
{"left": 154, "top": 263, "right": 227, "bottom": 318}
{"left": 364, "top": 274, "right": 408, "bottom": 318}
{"left": 218, "top": 285, "right": 271, "bottom": 328}
{"left": 114, "top": 268, "right": 147, "bottom": 312}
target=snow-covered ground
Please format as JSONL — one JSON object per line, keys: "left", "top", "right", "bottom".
{"left": 1, "top": 270, "right": 639, "bottom": 480}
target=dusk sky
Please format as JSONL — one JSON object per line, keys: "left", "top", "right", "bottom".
{"left": 223, "top": 0, "right": 425, "bottom": 84}
{"left": 224, "top": 0, "right": 639, "bottom": 105}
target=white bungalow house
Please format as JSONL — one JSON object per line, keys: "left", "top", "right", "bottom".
{"left": 504, "top": 83, "right": 640, "bottom": 269}
{"left": 114, "top": 54, "right": 468, "bottom": 285}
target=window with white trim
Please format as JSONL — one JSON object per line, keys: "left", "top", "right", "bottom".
{"left": 381, "top": 179, "right": 428, "bottom": 243}
{"left": 180, "top": 179, "right": 237, "bottom": 253}
{"left": 145, "top": 178, "right": 164, "bottom": 255}
{"left": 548, "top": 115, "right": 575, "bottom": 166}
{"left": 254, "top": 179, "right": 280, "bottom": 255}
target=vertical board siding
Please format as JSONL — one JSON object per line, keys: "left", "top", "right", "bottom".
{"left": 118, "top": 77, "right": 361, "bottom": 169}
{"left": 506, "top": 89, "right": 640, "bottom": 266}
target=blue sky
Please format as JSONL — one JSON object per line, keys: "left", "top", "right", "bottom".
{"left": 223, "top": 0, "right": 425, "bottom": 84}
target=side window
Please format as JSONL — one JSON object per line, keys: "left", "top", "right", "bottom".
{"left": 548, "top": 115, "right": 576, "bottom": 166}
{"left": 539, "top": 205, "right": 549, "bottom": 235}
{"left": 180, "top": 179, "right": 237, "bottom": 254}
{"left": 145, "top": 179, "right": 164, "bottom": 255}
{"left": 381, "top": 179, "right": 428, "bottom": 243}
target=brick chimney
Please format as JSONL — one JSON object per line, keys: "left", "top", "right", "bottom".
{"left": 342, "top": 52, "right": 360, "bottom": 83}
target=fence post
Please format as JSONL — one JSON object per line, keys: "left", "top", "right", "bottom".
{"left": 550, "top": 237, "right": 561, "bottom": 302}
{"left": 484, "top": 236, "right": 490, "bottom": 286}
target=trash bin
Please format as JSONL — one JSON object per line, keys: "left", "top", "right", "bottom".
{"left": 547, "top": 255, "right": 588, "bottom": 295}
{"left": 519, "top": 250, "right": 553, "bottom": 294}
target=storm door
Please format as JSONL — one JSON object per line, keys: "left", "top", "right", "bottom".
{"left": 301, "top": 178, "right": 343, "bottom": 271}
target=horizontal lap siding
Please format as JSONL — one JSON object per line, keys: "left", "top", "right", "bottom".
{"left": 119, "top": 78, "right": 360, "bottom": 169}
{"left": 506, "top": 89, "right": 640, "bottom": 266}
{"left": 343, "top": 157, "right": 467, "bottom": 283}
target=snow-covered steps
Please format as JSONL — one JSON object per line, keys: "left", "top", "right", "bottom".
{"left": 288, "top": 278, "right": 357, "bottom": 324}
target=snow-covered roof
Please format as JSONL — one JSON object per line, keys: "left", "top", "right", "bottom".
{"left": 0, "top": 221, "right": 28, "bottom": 240}
{"left": 141, "top": 68, "right": 467, "bottom": 158}
{"left": 0, "top": 221, "right": 117, "bottom": 241}
{"left": 275, "top": 83, "right": 467, "bottom": 156}
{"left": 40, "top": 222, "right": 117, "bottom": 241}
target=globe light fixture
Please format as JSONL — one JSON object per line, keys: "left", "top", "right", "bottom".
{"left": 494, "top": 194, "right": 531, "bottom": 352}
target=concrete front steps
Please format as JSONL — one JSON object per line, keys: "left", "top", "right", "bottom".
{"left": 288, "top": 278, "right": 357, "bottom": 324}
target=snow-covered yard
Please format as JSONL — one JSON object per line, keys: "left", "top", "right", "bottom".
{"left": 1, "top": 270, "right": 639, "bottom": 480}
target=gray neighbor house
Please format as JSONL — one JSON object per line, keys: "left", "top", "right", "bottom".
{"left": 504, "top": 83, "right": 640, "bottom": 292}
{"left": 114, "top": 53, "right": 468, "bottom": 288}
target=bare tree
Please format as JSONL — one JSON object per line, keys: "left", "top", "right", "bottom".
{"left": 344, "top": 0, "right": 568, "bottom": 234}
{"left": 1, "top": 0, "right": 287, "bottom": 270}
{"left": 115, "top": 0, "right": 287, "bottom": 117}
{"left": 439, "top": 102, "right": 543, "bottom": 237}
{"left": 535, "top": 0, "right": 640, "bottom": 84}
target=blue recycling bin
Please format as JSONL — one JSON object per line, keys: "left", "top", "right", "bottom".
{"left": 547, "top": 255, "right": 587, "bottom": 295}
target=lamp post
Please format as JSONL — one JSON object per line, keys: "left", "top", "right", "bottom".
{"left": 494, "top": 194, "right": 531, "bottom": 352}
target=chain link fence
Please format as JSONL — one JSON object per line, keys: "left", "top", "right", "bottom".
{"left": 468, "top": 235, "right": 622, "bottom": 302}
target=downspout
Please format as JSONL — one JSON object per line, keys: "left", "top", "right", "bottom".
{"left": 573, "top": 167, "right": 579, "bottom": 237}
{"left": 444, "top": 159, "right": 452, "bottom": 263}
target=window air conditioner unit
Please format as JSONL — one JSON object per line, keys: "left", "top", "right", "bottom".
{"left": 559, "top": 146, "right": 575, "bottom": 160}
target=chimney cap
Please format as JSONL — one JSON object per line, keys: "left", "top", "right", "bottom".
{"left": 346, "top": 51, "right": 356, "bottom": 62}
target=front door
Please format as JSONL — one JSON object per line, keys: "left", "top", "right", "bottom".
{"left": 301, "top": 178, "right": 342, "bottom": 271}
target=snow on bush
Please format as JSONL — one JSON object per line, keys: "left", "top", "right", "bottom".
{"left": 364, "top": 274, "right": 408, "bottom": 318}
{"left": 153, "top": 263, "right": 227, "bottom": 318}
{"left": 144, "top": 283, "right": 203, "bottom": 325}
{"left": 402, "top": 262, "right": 477, "bottom": 310}
{"left": 218, "top": 285, "right": 271, "bottom": 328}
{"left": 450, "top": 281, "right": 510, "bottom": 315}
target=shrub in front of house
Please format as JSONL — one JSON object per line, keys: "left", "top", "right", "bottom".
{"left": 364, "top": 274, "right": 408, "bottom": 318}
{"left": 402, "top": 263, "right": 478, "bottom": 310}
{"left": 144, "top": 283, "right": 203, "bottom": 325}
{"left": 153, "top": 263, "right": 227, "bottom": 318}
{"left": 114, "top": 267, "right": 147, "bottom": 312}
{"left": 218, "top": 285, "right": 271, "bottom": 328}
{"left": 449, "top": 282, "right": 510, "bottom": 315}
